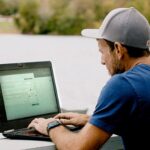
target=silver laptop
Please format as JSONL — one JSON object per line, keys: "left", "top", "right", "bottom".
{"left": 0, "top": 61, "right": 61, "bottom": 140}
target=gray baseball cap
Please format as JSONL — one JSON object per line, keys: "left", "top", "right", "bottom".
{"left": 81, "top": 7, "right": 150, "bottom": 49}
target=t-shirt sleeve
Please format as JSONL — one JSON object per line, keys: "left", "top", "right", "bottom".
{"left": 89, "top": 75, "right": 137, "bottom": 135}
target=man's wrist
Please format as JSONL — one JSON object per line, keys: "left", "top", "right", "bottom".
{"left": 47, "top": 120, "right": 62, "bottom": 135}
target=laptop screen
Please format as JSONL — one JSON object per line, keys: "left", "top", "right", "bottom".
{"left": 0, "top": 61, "right": 60, "bottom": 131}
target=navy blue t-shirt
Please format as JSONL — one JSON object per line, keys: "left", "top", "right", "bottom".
{"left": 90, "top": 64, "right": 150, "bottom": 149}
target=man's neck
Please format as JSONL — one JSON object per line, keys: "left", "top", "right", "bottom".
{"left": 125, "top": 56, "right": 150, "bottom": 70}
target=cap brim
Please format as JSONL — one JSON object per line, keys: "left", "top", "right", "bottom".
{"left": 81, "top": 29, "right": 102, "bottom": 39}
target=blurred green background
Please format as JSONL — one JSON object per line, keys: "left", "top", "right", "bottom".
{"left": 0, "top": 0, "right": 150, "bottom": 35}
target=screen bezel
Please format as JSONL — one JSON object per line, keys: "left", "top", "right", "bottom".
{"left": 0, "top": 61, "right": 61, "bottom": 132}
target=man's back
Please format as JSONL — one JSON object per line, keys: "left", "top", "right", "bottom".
{"left": 121, "top": 64, "right": 150, "bottom": 149}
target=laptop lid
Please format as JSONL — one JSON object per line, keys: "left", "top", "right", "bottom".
{"left": 0, "top": 61, "right": 61, "bottom": 132}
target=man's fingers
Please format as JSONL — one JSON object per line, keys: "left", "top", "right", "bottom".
{"left": 54, "top": 113, "right": 71, "bottom": 119}
{"left": 28, "top": 121, "right": 37, "bottom": 129}
{"left": 28, "top": 118, "right": 39, "bottom": 128}
{"left": 60, "top": 119, "right": 73, "bottom": 125}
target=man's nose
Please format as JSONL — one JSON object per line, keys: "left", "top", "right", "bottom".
{"left": 101, "top": 57, "right": 105, "bottom": 65}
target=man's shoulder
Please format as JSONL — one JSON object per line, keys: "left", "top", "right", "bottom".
{"left": 108, "top": 73, "right": 127, "bottom": 85}
{"left": 104, "top": 74, "right": 132, "bottom": 94}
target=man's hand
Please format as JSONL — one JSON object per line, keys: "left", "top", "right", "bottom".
{"left": 28, "top": 118, "right": 56, "bottom": 135}
{"left": 54, "top": 112, "right": 89, "bottom": 126}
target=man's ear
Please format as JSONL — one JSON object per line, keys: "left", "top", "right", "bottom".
{"left": 114, "top": 42, "right": 125, "bottom": 60}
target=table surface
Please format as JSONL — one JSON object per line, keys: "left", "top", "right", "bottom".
{"left": 0, "top": 133, "right": 56, "bottom": 150}
{"left": 0, "top": 133, "right": 124, "bottom": 150}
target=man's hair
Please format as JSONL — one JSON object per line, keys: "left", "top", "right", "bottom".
{"left": 105, "top": 39, "right": 150, "bottom": 58}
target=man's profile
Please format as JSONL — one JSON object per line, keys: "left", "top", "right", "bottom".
{"left": 28, "top": 7, "right": 150, "bottom": 150}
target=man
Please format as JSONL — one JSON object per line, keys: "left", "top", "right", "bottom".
{"left": 28, "top": 7, "right": 150, "bottom": 149}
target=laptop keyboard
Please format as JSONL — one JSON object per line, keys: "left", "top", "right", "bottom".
{"left": 9, "top": 128, "right": 40, "bottom": 136}
{"left": 3, "top": 127, "right": 50, "bottom": 141}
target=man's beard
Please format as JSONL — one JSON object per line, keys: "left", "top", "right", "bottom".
{"left": 111, "top": 59, "right": 125, "bottom": 76}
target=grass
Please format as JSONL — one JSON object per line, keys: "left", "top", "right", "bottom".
{"left": 0, "top": 19, "right": 19, "bottom": 34}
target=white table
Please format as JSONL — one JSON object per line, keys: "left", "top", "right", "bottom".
{"left": 0, "top": 133, "right": 123, "bottom": 150}
{"left": 0, "top": 133, "right": 56, "bottom": 150}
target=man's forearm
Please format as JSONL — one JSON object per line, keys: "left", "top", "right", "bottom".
{"left": 49, "top": 125, "right": 81, "bottom": 150}
{"left": 49, "top": 123, "right": 108, "bottom": 150}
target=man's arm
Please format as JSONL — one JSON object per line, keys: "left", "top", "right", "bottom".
{"left": 28, "top": 117, "right": 111, "bottom": 150}
{"left": 50, "top": 122, "right": 111, "bottom": 150}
